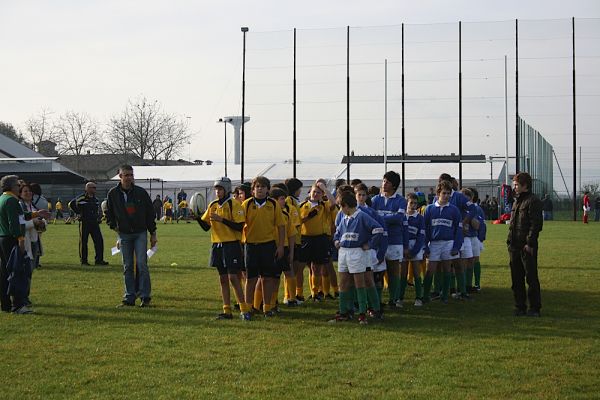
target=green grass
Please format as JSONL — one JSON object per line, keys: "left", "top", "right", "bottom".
{"left": 1, "top": 221, "right": 599, "bottom": 399}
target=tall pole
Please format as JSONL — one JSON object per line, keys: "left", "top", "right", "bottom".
{"left": 401, "top": 23, "right": 406, "bottom": 195}
{"left": 241, "top": 27, "right": 249, "bottom": 183}
{"left": 504, "top": 55, "right": 509, "bottom": 185}
{"left": 346, "top": 25, "right": 350, "bottom": 183}
{"left": 458, "top": 21, "right": 463, "bottom": 188}
{"left": 515, "top": 19, "right": 520, "bottom": 173}
{"left": 224, "top": 121, "right": 228, "bottom": 177}
{"left": 293, "top": 28, "right": 297, "bottom": 178}
{"left": 384, "top": 58, "right": 388, "bottom": 173}
{"left": 572, "top": 17, "right": 577, "bottom": 221}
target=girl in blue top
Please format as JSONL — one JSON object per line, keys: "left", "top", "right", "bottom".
{"left": 422, "top": 181, "right": 463, "bottom": 304}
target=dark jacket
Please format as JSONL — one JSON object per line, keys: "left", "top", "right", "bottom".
{"left": 68, "top": 193, "right": 101, "bottom": 223}
{"left": 7, "top": 245, "right": 32, "bottom": 299}
{"left": 507, "top": 191, "right": 543, "bottom": 251}
{"left": 106, "top": 183, "right": 156, "bottom": 235}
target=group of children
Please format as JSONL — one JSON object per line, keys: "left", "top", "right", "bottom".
{"left": 198, "top": 171, "right": 486, "bottom": 324}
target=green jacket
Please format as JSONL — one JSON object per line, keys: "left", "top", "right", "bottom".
{"left": 0, "top": 192, "right": 25, "bottom": 238}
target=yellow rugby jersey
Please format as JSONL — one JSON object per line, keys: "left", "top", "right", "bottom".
{"left": 299, "top": 199, "right": 332, "bottom": 236}
{"left": 328, "top": 204, "right": 339, "bottom": 236}
{"left": 201, "top": 197, "right": 245, "bottom": 243}
{"left": 164, "top": 202, "right": 173, "bottom": 211}
{"left": 277, "top": 206, "right": 297, "bottom": 247}
{"left": 242, "top": 197, "right": 285, "bottom": 244}
{"left": 285, "top": 196, "right": 301, "bottom": 244}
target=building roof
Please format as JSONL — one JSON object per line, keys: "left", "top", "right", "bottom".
{"left": 0, "top": 133, "right": 40, "bottom": 158}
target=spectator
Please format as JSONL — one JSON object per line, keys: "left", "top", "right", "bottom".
{"left": 583, "top": 191, "right": 590, "bottom": 224}
{"left": 595, "top": 195, "right": 600, "bottom": 222}
{"left": 177, "top": 188, "right": 187, "bottom": 204}
{"left": 19, "top": 184, "right": 46, "bottom": 270}
{"left": 542, "top": 194, "right": 553, "bottom": 221}
{"left": 152, "top": 195, "right": 163, "bottom": 221}
{"left": 69, "top": 182, "right": 108, "bottom": 266}
{"left": 427, "top": 187, "right": 435, "bottom": 205}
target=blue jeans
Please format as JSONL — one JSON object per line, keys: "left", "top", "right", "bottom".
{"left": 119, "top": 232, "right": 151, "bottom": 303}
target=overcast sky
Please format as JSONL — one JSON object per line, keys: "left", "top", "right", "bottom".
{"left": 1, "top": 0, "right": 599, "bottom": 191}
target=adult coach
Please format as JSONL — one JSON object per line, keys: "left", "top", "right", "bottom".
{"left": 69, "top": 182, "right": 108, "bottom": 266}
{"left": 106, "top": 165, "right": 157, "bottom": 308}
{"left": 507, "top": 172, "right": 543, "bottom": 317}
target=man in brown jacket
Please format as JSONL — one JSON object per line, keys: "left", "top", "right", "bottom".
{"left": 507, "top": 172, "right": 543, "bottom": 317}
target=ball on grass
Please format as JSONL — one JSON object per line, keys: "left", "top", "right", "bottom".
{"left": 170, "top": 262, "right": 178, "bottom": 267}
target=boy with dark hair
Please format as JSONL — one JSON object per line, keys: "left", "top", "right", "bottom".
{"left": 402, "top": 192, "right": 425, "bottom": 307}
{"left": 270, "top": 187, "right": 297, "bottom": 308}
{"left": 198, "top": 177, "right": 246, "bottom": 319}
{"left": 240, "top": 176, "right": 285, "bottom": 320}
{"left": 370, "top": 171, "right": 409, "bottom": 308}
{"left": 330, "top": 191, "right": 384, "bottom": 324}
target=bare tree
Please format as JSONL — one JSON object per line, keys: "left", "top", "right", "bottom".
{"left": 54, "top": 111, "right": 99, "bottom": 156}
{"left": 24, "top": 108, "right": 56, "bottom": 151}
{"left": 0, "top": 121, "right": 30, "bottom": 146}
{"left": 104, "top": 96, "right": 188, "bottom": 162}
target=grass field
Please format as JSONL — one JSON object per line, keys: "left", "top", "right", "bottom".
{"left": 1, "top": 221, "right": 599, "bottom": 399}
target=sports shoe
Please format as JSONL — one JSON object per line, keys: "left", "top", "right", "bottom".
{"left": 116, "top": 301, "right": 135, "bottom": 308}
{"left": 394, "top": 299, "right": 404, "bottom": 309}
{"left": 430, "top": 292, "right": 441, "bottom": 301}
{"left": 513, "top": 309, "right": 526, "bottom": 317}
{"left": 527, "top": 309, "right": 541, "bottom": 317}
{"left": 451, "top": 292, "right": 461, "bottom": 300}
{"left": 441, "top": 298, "right": 449, "bottom": 305}
{"left": 474, "top": 285, "right": 481, "bottom": 293}
{"left": 81, "top": 261, "right": 90, "bottom": 266}
{"left": 327, "top": 312, "right": 349, "bottom": 323}
{"left": 325, "top": 294, "right": 335, "bottom": 300}
{"left": 241, "top": 312, "right": 252, "bottom": 321}
{"left": 295, "top": 295, "right": 305, "bottom": 304}
{"left": 285, "top": 300, "right": 298, "bottom": 307}
{"left": 414, "top": 298, "right": 423, "bottom": 307}
{"left": 216, "top": 313, "right": 233, "bottom": 320}
{"left": 95, "top": 260, "right": 109, "bottom": 266}
{"left": 358, "top": 313, "right": 368, "bottom": 325}
{"left": 13, "top": 305, "right": 33, "bottom": 314}
{"left": 371, "top": 310, "right": 384, "bottom": 321}
{"left": 334, "top": 291, "right": 340, "bottom": 298}
{"left": 367, "top": 308, "right": 375, "bottom": 317}
{"left": 139, "top": 299, "right": 151, "bottom": 308}
{"left": 234, "top": 303, "right": 241, "bottom": 310}
{"left": 264, "top": 310, "right": 276, "bottom": 318}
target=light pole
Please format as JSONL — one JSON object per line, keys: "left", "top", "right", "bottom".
{"left": 241, "top": 26, "right": 249, "bottom": 183}
{"left": 218, "top": 118, "right": 232, "bottom": 177}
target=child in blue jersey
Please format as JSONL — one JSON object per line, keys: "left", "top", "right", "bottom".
{"left": 402, "top": 193, "right": 425, "bottom": 307}
{"left": 469, "top": 189, "right": 486, "bottom": 293}
{"left": 422, "top": 181, "right": 463, "bottom": 304}
{"left": 354, "top": 183, "right": 387, "bottom": 319}
{"left": 370, "top": 171, "right": 409, "bottom": 309}
{"left": 329, "top": 192, "right": 384, "bottom": 325}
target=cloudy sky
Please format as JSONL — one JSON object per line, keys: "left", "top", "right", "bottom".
{"left": 1, "top": 0, "right": 599, "bottom": 192}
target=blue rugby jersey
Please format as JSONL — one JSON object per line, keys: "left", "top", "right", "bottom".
{"left": 334, "top": 209, "right": 384, "bottom": 250}
{"left": 370, "top": 193, "right": 409, "bottom": 247}
{"left": 406, "top": 211, "right": 425, "bottom": 258}
{"left": 358, "top": 204, "right": 388, "bottom": 262}
{"left": 423, "top": 201, "right": 463, "bottom": 253}
{"left": 476, "top": 204, "right": 487, "bottom": 242}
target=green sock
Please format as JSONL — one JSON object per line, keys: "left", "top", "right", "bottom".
{"left": 351, "top": 286, "right": 357, "bottom": 306}
{"left": 433, "top": 270, "right": 443, "bottom": 293}
{"left": 356, "top": 287, "right": 368, "bottom": 314}
{"left": 465, "top": 267, "right": 474, "bottom": 288}
{"left": 423, "top": 273, "right": 433, "bottom": 301}
{"left": 376, "top": 287, "right": 383, "bottom": 305}
{"left": 450, "top": 272, "right": 456, "bottom": 290}
{"left": 388, "top": 275, "right": 399, "bottom": 302}
{"left": 414, "top": 276, "right": 423, "bottom": 299}
{"left": 474, "top": 261, "right": 481, "bottom": 287}
{"left": 366, "top": 286, "right": 380, "bottom": 311}
{"left": 399, "top": 276, "right": 408, "bottom": 301}
{"left": 457, "top": 270, "right": 467, "bottom": 295}
{"left": 442, "top": 272, "right": 452, "bottom": 301}
{"left": 338, "top": 291, "right": 350, "bottom": 314}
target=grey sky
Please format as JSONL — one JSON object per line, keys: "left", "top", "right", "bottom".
{"left": 1, "top": 1, "right": 599, "bottom": 191}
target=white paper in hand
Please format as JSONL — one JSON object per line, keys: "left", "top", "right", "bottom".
{"left": 111, "top": 246, "right": 120, "bottom": 256}
{"left": 147, "top": 246, "right": 157, "bottom": 258}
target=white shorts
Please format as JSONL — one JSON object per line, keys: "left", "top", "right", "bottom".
{"left": 459, "top": 237, "right": 473, "bottom": 259}
{"left": 428, "top": 240, "right": 459, "bottom": 262}
{"left": 338, "top": 247, "right": 368, "bottom": 274}
{"left": 407, "top": 239, "right": 424, "bottom": 261}
{"left": 368, "top": 249, "right": 387, "bottom": 272}
{"left": 385, "top": 244, "right": 404, "bottom": 261}
{"left": 470, "top": 237, "right": 481, "bottom": 257}
{"left": 479, "top": 241, "right": 484, "bottom": 253}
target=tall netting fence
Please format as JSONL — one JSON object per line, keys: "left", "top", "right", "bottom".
{"left": 242, "top": 18, "right": 600, "bottom": 219}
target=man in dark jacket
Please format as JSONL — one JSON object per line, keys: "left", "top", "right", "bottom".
{"left": 69, "top": 182, "right": 108, "bottom": 266}
{"left": 106, "top": 165, "right": 157, "bottom": 308}
{"left": 507, "top": 172, "right": 543, "bottom": 317}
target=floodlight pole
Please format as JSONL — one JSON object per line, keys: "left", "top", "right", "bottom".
{"left": 504, "top": 55, "right": 509, "bottom": 185}
{"left": 572, "top": 17, "right": 577, "bottom": 221}
{"left": 346, "top": 25, "right": 350, "bottom": 183}
{"left": 515, "top": 19, "right": 520, "bottom": 173}
{"left": 218, "top": 118, "right": 231, "bottom": 177}
{"left": 401, "top": 23, "right": 406, "bottom": 196}
{"left": 458, "top": 21, "right": 463, "bottom": 188}
{"left": 384, "top": 58, "right": 388, "bottom": 174}
{"left": 241, "top": 26, "right": 249, "bottom": 183}
{"left": 293, "top": 28, "right": 297, "bottom": 178}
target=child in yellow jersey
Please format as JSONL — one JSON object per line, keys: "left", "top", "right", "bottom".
{"left": 240, "top": 176, "right": 285, "bottom": 320}
{"left": 298, "top": 182, "right": 335, "bottom": 302}
{"left": 270, "top": 187, "right": 297, "bottom": 308}
{"left": 284, "top": 178, "right": 305, "bottom": 303}
{"left": 197, "top": 178, "right": 246, "bottom": 320}
{"left": 164, "top": 200, "right": 173, "bottom": 223}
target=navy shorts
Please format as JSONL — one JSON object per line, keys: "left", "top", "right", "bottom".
{"left": 210, "top": 241, "right": 243, "bottom": 275}
{"left": 245, "top": 241, "right": 279, "bottom": 279}
{"left": 275, "top": 246, "right": 292, "bottom": 273}
{"left": 299, "top": 234, "right": 331, "bottom": 264}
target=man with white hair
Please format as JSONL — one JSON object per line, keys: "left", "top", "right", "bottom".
{"left": 69, "top": 181, "right": 108, "bottom": 266}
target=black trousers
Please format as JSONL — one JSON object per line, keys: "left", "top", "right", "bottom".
{"left": 0, "top": 236, "right": 20, "bottom": 311}
{"left": 80, "top": 221, "right": 104, "bottom": 263}
{"left": 509, "top": 247, "right": 542, "bottom": 312}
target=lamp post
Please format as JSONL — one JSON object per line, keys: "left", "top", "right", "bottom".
{"left": 218, "top": 118, "right": 232, "bottom": 177}
{"left": 241, "top": 26, "right": 249, "bottom": 183}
